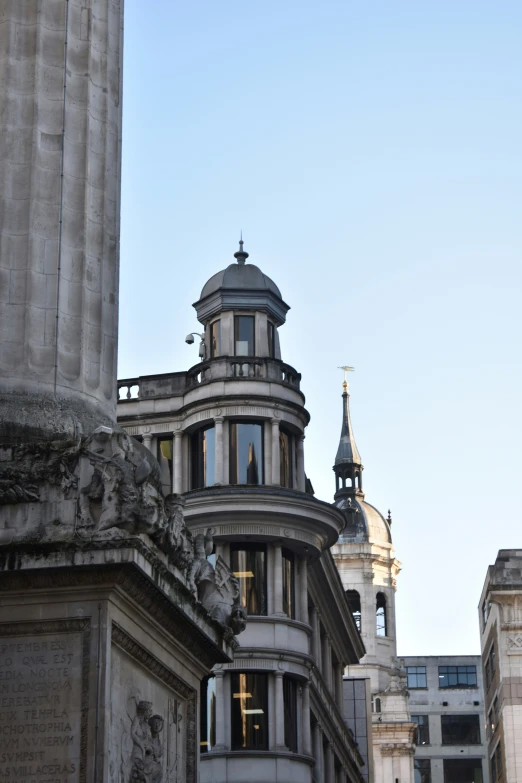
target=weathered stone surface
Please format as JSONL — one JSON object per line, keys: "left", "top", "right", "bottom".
{"left": 0, "top": 0, "right": 124, "bottom": 439}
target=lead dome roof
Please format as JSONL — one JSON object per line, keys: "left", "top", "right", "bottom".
{"left": 335, "top": 497, "right": 392, "bottom": 545}
{"left": 193, "top": 241, "right": 290, "bottom": 325}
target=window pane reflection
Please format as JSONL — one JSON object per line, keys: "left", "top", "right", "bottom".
{"left": 231, "top": 545, "right": 266, "bottom": 615}
{"left": 210, "top": 320, "right": 221, "bottom": 358}
{"left": 157, "top": 438, "right": 173, "bottom": 492}
{"left": 229, "top": 422, "right": 263, "bottom": 485}
{"left": 231, "top": 673, "right": 268, "bottom": 750}
{"left": 200, "top": 676, "right": 216, "bottom": 753}
{"left": 191, "top": 426, "right": 215, "bottom": 489}
{"left": 234, "top": 316, "right": 255, "bottom": 356}
{"left": 279, "top": 429, "right": 293, "bottom": 488}
{"left": 282, "top": 549, "right": 295, "bottom": 618}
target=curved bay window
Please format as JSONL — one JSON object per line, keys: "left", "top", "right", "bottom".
{"left": 210, "top": 320, "right": 221, "bottom": 358}
{"left": 346, "top": 590, "right": 362, "bottom": 632}
{"left": 191, "top": 425, "right": 215, "bottom": 488}
{"left": 229, "top": 422, "right": 263, "bottom": 485}
{"left": 200, "top": 676, "right": 216, "bottom": 753}
{"left": 231, "top": 544, "right": 267, "bottom": 615}
{"left": 279, "top": 428, "right": 293, "bottom": 488}
{"left": 376, "top": 592, "right": 387, "bottom": 637}
{"left": 282, "top": 548, "right": 295, "bottom": 618}
{"left": 231, "top": 672, "right": 268, "bottom": 751}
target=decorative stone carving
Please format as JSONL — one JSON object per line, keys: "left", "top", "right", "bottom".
{"left": 0, "top": 438, "right": 80, "bottom": 504}
{"left": 189, "top": 529, "right": 247, "bottom": 635}
{"left": 130, "top": 701, "right": 164, "bottom": 783}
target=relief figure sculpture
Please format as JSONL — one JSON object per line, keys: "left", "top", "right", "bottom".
{"left": 130, "top": 701, "right": 164, "bottom": 783}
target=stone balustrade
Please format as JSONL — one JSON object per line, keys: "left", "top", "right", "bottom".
{"left": 118, "top": 357, "right": 302, "bottom": 402}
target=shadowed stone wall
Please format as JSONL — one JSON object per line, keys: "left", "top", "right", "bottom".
{"left": 0, "top": 0, "right": 123, "bottom": 438}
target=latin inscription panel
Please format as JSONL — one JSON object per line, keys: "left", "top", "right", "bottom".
{"left": 0, "top": 632, "right": 82, "bottom": 783}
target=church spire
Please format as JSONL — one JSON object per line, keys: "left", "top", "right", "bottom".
{"left": 234, "top": 233, "right": 249, "bottom": 265}
{"left": 333, "top": 370, "right": 364, "bottom": 498}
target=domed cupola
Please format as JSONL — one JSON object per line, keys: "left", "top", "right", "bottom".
{"left": 194, "top": 239, "right": 290, "bottom": 326}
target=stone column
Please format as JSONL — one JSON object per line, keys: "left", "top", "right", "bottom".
{"left": 264, "top": 422, "right": 272, "bottom": 485}
{"left": 301, "top": 681, "right": 312, "bottom": 756}
{"left": 173, "top": 431, "right": 183, "bottom": 494}
{"left": 321, "top": 634, "right": 331, "bottom": 689}
{"left": 296, "top": 434, "right": 306, "bottom": 491}
{"left": 312, "top": 722, "right": 324, "bottom": 783}
{"left": 310, "top": 607, "right": 321, "bottom": 669}
{"left": 335, "top": 663, "right": 344, "bottom": 710}
{"left": 273, "top": 543, "right": 284, "bottom": 615}
{"left": 0, "top": 0, "right": 124, "bottom": 441}
{"left": 299, "top": 557, "right": 309, "bottom": 624}
{"left": 271, "top": 419, "right": 280, "bottom": 485}
{"left": 324, "top": 742, "right": 335, "bottom": 782}
{"left": 214, "top": 671, "right": 226, "bottom": 750}
{"left": 214, "top": 416, "right": 224, "bottom": 484}
{"left": 142, "top": 434, "right": 153, "bottom": 454}
{"left": 274, "top": 672, "right": 286, "bottom": 749}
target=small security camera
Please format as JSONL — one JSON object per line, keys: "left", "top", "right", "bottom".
{"left": 185, "top": 334, "right": 195, "bottom": 345}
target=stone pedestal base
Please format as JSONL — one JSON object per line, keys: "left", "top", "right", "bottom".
{"left": 0, "top": 544, "right": 235, "bottom": 783}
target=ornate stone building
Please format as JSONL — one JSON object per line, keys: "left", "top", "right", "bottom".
{"left": 330, "top": 385, "right": 416, "bottom": 782}
{"left": 479, "top": 549, "right": 522, "bottom": 783}
{"left": 117, "top": 243, "right": 367, "bottom": 783}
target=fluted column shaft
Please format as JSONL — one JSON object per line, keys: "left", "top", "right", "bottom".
{"left": 0, "top": 0, "right": 124, "bottom": 438}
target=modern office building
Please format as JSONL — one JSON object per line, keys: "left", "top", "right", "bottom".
{"left": 117, "top": 242, "right": 367, "bottom": 783}
{"left": 403, "top": 655, "right": 488, "bottom": 783}
{"left": 479, "top": 550, "right": 522, "bottom": 783}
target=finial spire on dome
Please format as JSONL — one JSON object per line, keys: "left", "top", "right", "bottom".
{"left": 234, "top": 233, "right": 249, "bottom": 266}
{"left": 334, "top": 367, "right": 362, "bottom": 469}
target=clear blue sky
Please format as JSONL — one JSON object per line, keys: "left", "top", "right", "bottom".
{"left": 119, "top": 1, "right": 522, "bottom": 655}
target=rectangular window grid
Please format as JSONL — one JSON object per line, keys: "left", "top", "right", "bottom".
{"left": 438, "top": 665, "right": 477, "bottom": 689}
{"left": 441, "top": 714, "right": 481, "bottom": 745}
{"left": 406, "top": 666, "right": 427, "bottom": 689}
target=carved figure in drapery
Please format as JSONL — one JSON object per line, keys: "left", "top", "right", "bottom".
{"left": 129, "top": 701, "right": 165, "bottom": 783}
{"left": 189, "top": 529, "right": 247, "bottom": 634}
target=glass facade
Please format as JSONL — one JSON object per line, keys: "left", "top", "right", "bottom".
{"left": 282, "top": 548, "right": 295, "bottom": 618}
{"left": 231, "top": 545, "right": 267, "bottom": 615}
{"left": 438, "top": 665, "right": 477, "bottom": 688}
{"left": 210, "top": 320, "right": 221, "bottom": 358}
{"left": 231, "top": 672, "right": 268, "bottom": 750}
{"left": 191, "top": 425, "right": 215, "bottom": 488}
{"left": 229, "top": 422, "right": 263, "bottom": 484}
{"left": 234, "top": 315, "right": 255, "bottom": 356}
{"left": 279, "top": 428, "right": 293, "bottom": 488}
{"left": 200, "top": 676, "right": 216, "bottom": 752}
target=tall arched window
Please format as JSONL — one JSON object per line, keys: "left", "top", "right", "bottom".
{"left": 346, "top": 590, "right": 361, "bottom": 632}
{"left": 376, "top": 592, "right": 387, "bottom": 637}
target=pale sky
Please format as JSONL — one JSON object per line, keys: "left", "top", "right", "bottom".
{"left": 118, "top": 1, "right": 522, "bottom": 655}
